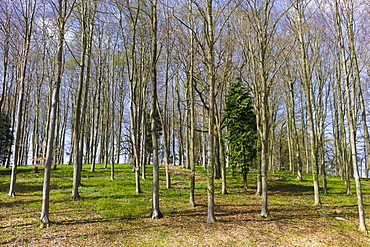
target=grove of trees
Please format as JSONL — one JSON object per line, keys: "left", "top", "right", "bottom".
{"left": 1, "top": 0, "right": 370, "bottom": 231}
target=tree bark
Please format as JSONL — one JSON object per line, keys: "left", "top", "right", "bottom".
{"left": 205, "top": 0, "right": 216, "bottom": 223}
{"left": 149, "top": 0, "right": 162, "bottom": 219}
{"left": 339, "top": 0, "right": 366, "bottom": 231}
{"left": 188, "top": 1, "right": 196, "bottom": 206}
{"left": 72, "top": 0, "right": 95, "bottom": 200}
{"left": 40, "top": 0, "right": 66, "bottom": 227}
{"left": 9, "top": 0, "right": 36, "bottom": 197}
{"left": 294, "top": 2, "right": 321, "bottom": 205}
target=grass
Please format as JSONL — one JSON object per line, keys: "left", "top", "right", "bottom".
{"left": 1, "top": 164, "right": 370, "bottom": 246}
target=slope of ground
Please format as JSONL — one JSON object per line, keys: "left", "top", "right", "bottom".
{"left": 1, "top": 164, "right": 369, "bottom": 246}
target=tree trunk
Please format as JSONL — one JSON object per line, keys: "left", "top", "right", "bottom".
{"left": 90, "top": 78, "right": 102, "bottom": 172}
{"left": 0, "top": 8, "right": 10, "bottom": 115}
{"left": 72, "top": 0, "right": 95, "bottom": 200}
{"left": 9, "top": 0, "right": 36, "bottom": 197}
{"left": 205, "top": 0, "right": 216, "bottom": 223}
{"left": 188, "top": 2, "right": 196, "bottom": 206}
{"left": 40, "top": 0, "right": 67, "bottom": 227}
{"left": 176, "top": 79, "right": 184, "bottom": 168}
{"left": 149, "top": 0, "right": 162, "bottom": 219}
{"left": 201, "top": 107, "right": 207, "bottom": 169}
{"left": 340, "top": 1, "right": 366, "bottom": 231}
{"left": 288, "top": 82, "right": 303, "bottom": 180}
{"left": 294, "top": 2, "right": 321, "bottom": 205}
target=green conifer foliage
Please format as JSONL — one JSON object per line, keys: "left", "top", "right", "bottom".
{"left": 224, "top": 79, "right": 257, "bottom": 187}
{"left": 0, "top": 113, "right": 13, "bottom": 165}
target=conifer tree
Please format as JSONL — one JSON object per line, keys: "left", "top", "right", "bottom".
{"left": 0, "top": 113, "right": 13, "bottom": 165}
{"left": 224, "top": 79, "right": 257, "bottom": 189}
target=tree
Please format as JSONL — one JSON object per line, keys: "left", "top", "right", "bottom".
{"left": 224, "top": 79, "right": 257, "bottom": 189}
{"left": 205, "top": 0, "right": 217, "bottom": 223}
{"left": 40, "top": 0, "right": 71, "bottom": 228}
{"left": 333, "top": 0, "right": 366, "bottom": 232}
{"left": 118, "top": 0, "right": 148, "bottom": 194}
{"left": 0, "top": 113, "right": 13, "bottom": 165}
{"left": 8, "top": 0, "right": 37, "bottom": 197}
{"left": 71, "top": 0, "right": 96, "bottom": 200}
{"left": 290, "top": 0, "right": 321, "bottom": 206}
{"left": 149, "top": 0, "right": 162, "bottom": 219}
{"left": 239, "top": 0, "right": 289, "bottom": 217}
{"left": 0, "top": 0, "right": 12, "bottom": 116}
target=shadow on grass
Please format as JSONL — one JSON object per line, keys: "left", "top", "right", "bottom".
{"left": 268, "top": 182, "right": 313, "bottom": 195}
{"left": 0, "top": 167, "right": 37, "bottom": 176}
{"left": 52, "top": 215, "right": 138, "bottom": 226}
{"left": 0, "top": 222, "right": 35, "bottom": 231}
{"left": 0, "top": 183, "right": 43, "bottom": 194}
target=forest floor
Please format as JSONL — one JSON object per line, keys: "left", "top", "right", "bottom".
{"left": 1, "top": 164, "right": 370, "bottom": 246}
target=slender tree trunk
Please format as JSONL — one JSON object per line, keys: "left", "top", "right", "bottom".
{"left": 110, "top": 85, "right": 115, "bottom": 181}
{"left": 141, "top": 108, "right": 147, "bottom": 180}
{"left": 205, "top": 0, "right": 216, "bottom": 223}
{"left": 40, "top": 0, "right": 67, "bottom": 227}
{"left": 149, "top": 0, "right": 162, "bottom": 219}
{"left": 294, "top": 3, "right": 321, "bottom": 205}
{"left": 285, "top": 104, "right": 294, "bottom": 173}
{"left": 188, "top": 2, "right": 196, "bottom": 206}
{"left": 176, "top": 79, "right": 184, "bottom": 168}
{"left": 161, "top": 20, "right": 171, "bottom": 188}
{"left": 288, "top": 82, "right": 303, "bottom": 180}
{"left": 259, "top": 104, "right": 269, "bottom": 217}
{"left": 71, "top": 3, "right": 87, "bottom": 199}
{"left": 255, "top": 135, "right": 262, "bottom": 196}
{"left": 72, "top": 0, "right": 95, "bottom": 200}
{"left": 218, "top": 118, "right": 227, "bottom": 195}
{"left": 9, "top": 0, "right": 36, "bottom": 197}
{"left": 0, "top": 10, "right": 10, "bottom": 115}
{"left": 341, "top": 1, "right": 366, "bottom": 231}
{"left": 90, "top": 78, "right": 102, "bottom": 171}
{"left": 115, "top": 88, "right": 125, "bottom": 165}
{"left": 343, "top": 55, "right": 366, "bottom": 231}
{"left": 202, "top": 109, "right": 207, "bottom": 169}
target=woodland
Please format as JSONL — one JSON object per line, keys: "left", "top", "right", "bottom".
{"left": 1, "top": 0, "right": 370, "bottom": 240}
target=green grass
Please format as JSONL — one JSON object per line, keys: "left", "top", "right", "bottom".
{"left": 1, "top": 164, "right": 370, "bottom": 246}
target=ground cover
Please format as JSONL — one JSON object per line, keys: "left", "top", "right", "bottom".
{"left": 1, "top": 164, "right": 370, "bottom": 246}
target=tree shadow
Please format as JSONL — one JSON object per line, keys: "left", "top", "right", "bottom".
{"left": 268, "top": 182, "right": 313, "bottom": 195}
{"left": 0, "top": 183, "right": 43, "bottom": 194}
{"left": 53, "top": 216, "right": 137, "bottom": 226}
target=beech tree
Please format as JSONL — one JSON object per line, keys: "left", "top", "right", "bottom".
{"left": 40, "top": 0, "right": 71, "bottom": 228}
{"left": 149, "top": 0, "right": 163, "bottom": 219}
{"left": 238, "top": 0, "right": 290, "bottom": 217}
{"left": 115, "top": 0, "right": 151, "bottom": 193}
{"left": 8, "top": 0, "right": 37, "bottom": 197}
{"left": 0, "top": 0, "right": 12, "bottom": 117}
{"left": 333, "top": 0, "right": 366, "bottom": 232}
{"left": 204, "top": 0, "right": 217, "bottom": 223}
{"left": 188, "top": 1, "right": 197, "bottom": 206}
{"left": 290, "top": 0, "right": 321, "bottom": 205}
{"left": 71, "top": 0, "right": 96, "bottom": 200}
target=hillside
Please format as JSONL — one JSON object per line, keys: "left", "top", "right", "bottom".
{"left": 1, "top": 164, "right": 370, "bottom": 246}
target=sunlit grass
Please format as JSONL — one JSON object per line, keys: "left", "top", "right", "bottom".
{"left": 1, "top": 163, "right": 370, "bottom": 246}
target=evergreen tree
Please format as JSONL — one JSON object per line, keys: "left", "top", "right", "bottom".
{"left": 224, "top": 79, "right": 257, "bottom": 189}
{"left": 0, "top": 113, "right": 13, "bottom": 166}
